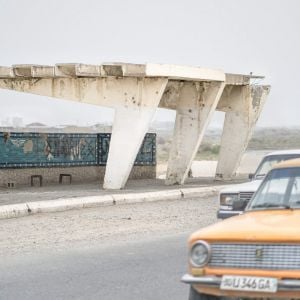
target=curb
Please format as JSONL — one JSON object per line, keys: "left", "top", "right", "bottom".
{"left": 0, "top": 185, "right": 224, "bottom": 220}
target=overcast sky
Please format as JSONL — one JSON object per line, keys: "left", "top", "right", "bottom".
{"left": 0, "top": 0, "right": 299, "bottom": 127}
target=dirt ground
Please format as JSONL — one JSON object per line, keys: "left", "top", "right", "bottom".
{"left": 157, "top": 150, "right": 270, "bottom": 179}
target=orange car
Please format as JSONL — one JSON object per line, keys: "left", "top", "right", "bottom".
{"left": 182, "top": 159, "right": 300, "bottom": 299}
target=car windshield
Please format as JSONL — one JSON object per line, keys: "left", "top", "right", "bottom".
{"left": 248, "top": 167, "right": 300, "bottom": 210}
{"left": 254, "top": 154, "right": 300, "bottom": 179}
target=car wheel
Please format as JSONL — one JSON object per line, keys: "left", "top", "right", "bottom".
{"left": 188, "top": 286, "right": 220, "bottom": 300}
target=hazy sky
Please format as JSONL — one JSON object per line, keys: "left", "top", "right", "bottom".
{"left": 0, "top": 0, "right": 299, "bottom": 127}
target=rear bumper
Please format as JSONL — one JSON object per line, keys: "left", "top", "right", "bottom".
{"left": 181, "top": 274, "right": 300, "bottom": 291}
{"left": 217, "top": 210, "right": 242, "bottom": 219}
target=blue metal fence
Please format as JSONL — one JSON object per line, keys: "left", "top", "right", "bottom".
{"left": 0, "top": 132, "right": 156, "bottom": 168}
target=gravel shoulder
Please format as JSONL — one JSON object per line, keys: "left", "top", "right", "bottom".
{"left": 0, "top": 195, "right": 219, "bottom": 258}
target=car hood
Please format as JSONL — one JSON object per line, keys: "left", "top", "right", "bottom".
{"left": 220, "top": 179, "right": 262, "bottom": 194}
{"left": 189, "top": 209, "right": 300, "bottom": 244}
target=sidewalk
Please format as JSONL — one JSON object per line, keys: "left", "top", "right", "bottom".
{"left": 0, "top": 178, "right": 236, "bottom": 220}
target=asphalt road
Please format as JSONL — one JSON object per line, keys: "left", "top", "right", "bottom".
{"left": 0, "top": 195, "right": 220, "bottom": 300}
{"left": 0, "top": 233, "right": 190, "bottom": 300}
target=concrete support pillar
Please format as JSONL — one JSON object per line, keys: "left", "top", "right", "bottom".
{"left": 215, "top": 85, "right": 270, "bottom": 180}
{"left": 103, "top": 78, "right": 168, "bottom": 189}
{"left": 165, "top": 81, "right": 225, "bottom": 185}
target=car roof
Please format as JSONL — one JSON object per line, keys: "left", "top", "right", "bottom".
{"left": 265, "top": 149, "right": 300, "bottom": 156}
{"left": 273, "top": 158, "right": 300, "bottom": 169}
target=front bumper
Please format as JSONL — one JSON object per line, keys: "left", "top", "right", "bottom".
{"left": 181, "top": 274, "right": 300, "bottom": 291}
{"left": 217, "top": 210, "right": 242, "bottom": 219}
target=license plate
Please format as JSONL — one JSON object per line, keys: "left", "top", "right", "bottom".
{"left": 220, "top": 275, "right": 278, "bottom": 293}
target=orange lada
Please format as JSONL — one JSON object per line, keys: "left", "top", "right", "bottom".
{"left": 182, "top": 158, "right": 300, "bottom": 299}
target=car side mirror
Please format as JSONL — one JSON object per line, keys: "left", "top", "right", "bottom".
{"left": 248, "top": 173, "right": 254, "bottom": 180}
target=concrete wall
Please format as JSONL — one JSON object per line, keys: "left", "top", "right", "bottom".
{"left": 0, "top": 165, "right": 156, "bottom": 188}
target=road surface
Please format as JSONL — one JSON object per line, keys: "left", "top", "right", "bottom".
{"left": 1, "top": 234, "right": 190, "bottom": 300}
{"left": 0, "top": 195, "right": 219, "bottom": 299}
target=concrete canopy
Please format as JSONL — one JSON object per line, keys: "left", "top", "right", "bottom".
{"left": 0, "top": 63, "right": 270, "bottom": 189}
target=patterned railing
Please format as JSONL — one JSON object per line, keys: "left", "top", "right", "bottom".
{"left": 0, "top": 132, "right": 156, "bottom": 168}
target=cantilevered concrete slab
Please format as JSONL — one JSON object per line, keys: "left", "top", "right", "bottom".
{"left": 0, "top": 62, "right": 270, "bottom": 189}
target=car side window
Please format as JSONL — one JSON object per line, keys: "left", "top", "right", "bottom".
{"left": 289, "top": 176, "right": 300, "bottom": 206}
{"left": 257, "top": 176, "right": 289, "bottom": 204}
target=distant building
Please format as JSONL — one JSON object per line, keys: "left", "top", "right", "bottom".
{"left": 26, "top": 122, "right": 47, "bottom": 128}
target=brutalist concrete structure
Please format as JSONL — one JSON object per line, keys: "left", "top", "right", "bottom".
{"left": 0, "top": 63, "right": 270, "bottom": 189}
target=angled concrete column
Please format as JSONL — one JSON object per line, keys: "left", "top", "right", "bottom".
{"left": 103, "top": 78, "right": 168, "bottom": 189}
{"left": 165, "top": 81, "right": 225, "bottom": 185}
{"left": 215, "top": 85, "right": 270, "bottom": 180}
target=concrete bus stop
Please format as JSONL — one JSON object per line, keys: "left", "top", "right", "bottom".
{"left": 0, "top": 63, "right": 270, "bottom": 189}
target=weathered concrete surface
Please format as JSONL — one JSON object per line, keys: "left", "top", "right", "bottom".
{"left": 215, "top": 85, "right": 270, "bottom": 180}
{"left": 0, "top": 62, "right": 270, "bottom": 187}
{"left": 0, "top": 63, "right": 225, "bottom": 81}
{"left": 103, "top": 78, "right": 168, "bottom": 189}
{"left": 165, "top": 81, "right": 225, "bottom": 185}
{"left": 0, "top": 66, "right": 14, "bottom": 78}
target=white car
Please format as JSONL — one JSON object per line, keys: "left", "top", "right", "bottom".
{"left": 217, "top": 149, "right": 300, "bottom": 219}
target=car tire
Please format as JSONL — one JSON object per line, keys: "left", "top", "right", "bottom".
{"left": 188, "top": 286, "right": 220, "bottom": 300}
